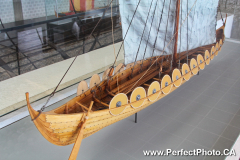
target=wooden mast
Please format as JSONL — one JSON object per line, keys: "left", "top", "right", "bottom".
{"left": 173, "top": 0, "right": 181, "bottom": 67}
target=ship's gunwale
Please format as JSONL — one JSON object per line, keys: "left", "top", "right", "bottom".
{"left": 26, "top": 25, "right": 225, "bottom": 146}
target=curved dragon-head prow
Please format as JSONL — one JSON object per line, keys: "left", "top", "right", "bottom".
{"left": 25, "top": 92, "right": 64, "bottom": 146}
{"left": 25, "top": 92, "right": 46, "bottom": 122}
{"left": 25, "top": 92, "right": 40, "bottom": 120}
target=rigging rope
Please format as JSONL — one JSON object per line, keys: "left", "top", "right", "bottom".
{"left": 131, "top": 0, "right": 156, "bottom": 74}
{"left": 149, "top": 0, "right": 166, "bottom": 58}
{"left": 112, "top": 0, "right": 142, "bottom": 68}
{"left": 146, "top": 0, "right": 166, "bottom": 77}
{"left": 163, "top": 0, "right": 173, "bottom": 61}
{"left": 111, "top": 1, "right": 119, "bottom": 93}
{"left": 126, "top": 0, "right": 198, "bottom": 94}
{"left": 145, "top": 4, "right": 160, "bottom": 61}
{"left": 218, "top": 3, "right": 225, "bottom": 25}
{"left": 187, "top": 0, "right": 189, "bottom": 63}
{"left": 111, "top": 2, "right": 117, "bottom": 64}
{"left": 35, "top": 0, "right": 115, "bottom": 116}
{"left": 188, "top": 1, "right": 197, "bottom": 53}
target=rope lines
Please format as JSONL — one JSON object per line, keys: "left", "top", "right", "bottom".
{"left": 111, "top": 2, "right": 117, "bottom": 62}
{"left": 131, "top": 0, "right": 156, "bottom": 74}
{"left": 126, "top": 0, "right": 198, "bottom": 94}
{"left": 36, "top": 0, "right": 115, "bottom": 114}
{"left": 112, "top": 0, "right": 142, "bottom": 67}
{"left": 187, "top": 0, "right": 189, "bottom": 63}
{"left": 150, "top": 0, "right": 166, "bottom": 59}
{"left": 133, "top": 0, "right": 155, "bottom": 64}
{"left": 163, "top": 0, "right": 173, "bottom": 60}
{"left": 218, "top": 2, "right": 224, "bottom": 24}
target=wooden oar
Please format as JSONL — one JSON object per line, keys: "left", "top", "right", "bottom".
{"left": 68, "top": 101, "right": 94, "bottom": 160}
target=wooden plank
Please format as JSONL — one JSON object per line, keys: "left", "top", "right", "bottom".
{"left": 46, "top": 114, "right": 83, "bottom": 123}
{"left": 153, "top": 78, "right": 161, "bottom": 81}
{"left": 76, "top": 101, "right": 88, "bottom": 111}
{"left": 93, "top": 97, "right": 109, "bottom": 107}
{"left": 143, "top": 84, "right": 150, "bottom": 87}
{"left": 106, "top": 89, "right": 115, "bottom": 97}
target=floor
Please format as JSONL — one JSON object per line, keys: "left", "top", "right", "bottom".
{"left": 0, "top": 40, "right": 240, "bottom": 160}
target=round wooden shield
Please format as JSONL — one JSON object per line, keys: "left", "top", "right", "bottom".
{"left": 77, "top": 81, "right": 88, "bottom": 96}
{"left": 210, "top": 46, "right": 215, "bottom": 60}
{"left": 190, "top": 58, "right": 199, "bottom": 75}
{"left": 161, "top": 75, "right": 173, "bottom": 95}
{"left": 126, "top": 62, "right": 134, "bottom": 69}
{"left": 115, "top": 63, "right": 124, "bottom": 74}
{"left": 182, "top": 63, "right": 191, "bottom": 81}
{"left": 147, "top": 81, "right": 161, "bottom": 102}
{"left": 109, "top": 93, "right": 128, "bottom": 116}
{"left": 215, "top": 42, "right": 219, "bottom": 56}
{"left": 172, "top": 68, "right": 182, "bottom": 87}
{"left": 130, "top": 87, "right": 146, "bottom": 108}
{"left": 89, "top": 74, "right": 101, "bottom": 88}
{"left": 204, "top": 50, "right": 210, "bottom": 65}
{"left": 197, "top": 54, "right": 205, "bottom": 70}
{"left": 102, "top": 68, "right": 110, "bottom": 80}
{"left": 219, "top": 39, "right": 223, "bottom": 52}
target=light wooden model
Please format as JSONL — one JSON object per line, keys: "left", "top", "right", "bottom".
{"left": 26, "top": 4, "right": 227, "bottom": 160}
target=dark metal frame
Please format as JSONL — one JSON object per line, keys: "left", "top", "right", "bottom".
{"left": 0, "top": 6, "right": 121, "bottom": 81}
{"left": 0, "top": 6, "right": 118, "bottom": 33}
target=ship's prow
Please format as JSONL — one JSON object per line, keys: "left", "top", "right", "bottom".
{"left": 26, "top": 92, "right": 39, "bottom": 120}
{"left": 25, "top": 92, "right": 69, "bottom": 146}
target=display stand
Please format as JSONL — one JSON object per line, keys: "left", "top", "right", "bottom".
{"left": 135, "top": 113, "right": 137, "bottom": 123}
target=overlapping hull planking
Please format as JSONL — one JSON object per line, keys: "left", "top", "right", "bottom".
{"left": 26, "top": 25, "right": 225, "bottom": 159}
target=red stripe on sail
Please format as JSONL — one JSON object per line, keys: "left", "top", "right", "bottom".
{"left": 92, "top": 0, "right": 94, "bottom": 9}
{"left": 69, "top": 0, "right": 74, "bottom": 11}
{"left": 80, "top": 0, "right": 86, "bottom": 11}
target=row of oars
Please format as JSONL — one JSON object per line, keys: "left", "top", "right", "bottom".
{"left": 77, "top": 39, "right": 223, "bottom": 116}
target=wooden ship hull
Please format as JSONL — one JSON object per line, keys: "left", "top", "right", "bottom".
{"left": 27, "top": 0, "right": 227, "bottom": 156}
{"left": 26, "top": 23, "right": 225, "bottom": 148}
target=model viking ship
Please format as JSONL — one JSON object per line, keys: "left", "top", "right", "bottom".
{"left": 26, "top": 0, "right": 226, "bottom": 159}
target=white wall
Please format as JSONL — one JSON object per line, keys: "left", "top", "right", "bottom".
{"left": 21, "top": 0, "right": 69, "bottom": 20}
{"left": 0, "top": 0, "right": 15, "bottom": 23}
{"left": 21, "top": 0, "right": 46, "bottom": 20}
{"left": 216, "top": 15, "right": 234, "bottom": 38}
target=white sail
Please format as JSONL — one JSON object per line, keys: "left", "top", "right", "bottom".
{"left": 119, "top": 0, "right": 219, "bottom": 65}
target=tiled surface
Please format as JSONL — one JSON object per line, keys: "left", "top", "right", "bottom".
{"left": 0, "top": 40, "right": 240, "bottom": 159}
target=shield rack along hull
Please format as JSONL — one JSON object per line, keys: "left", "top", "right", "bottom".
{"left": 26, "top": 25, "right": 225, "bottom": 147}
{"left": 26, "top": 75, "right": 192, "bottom": 146}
